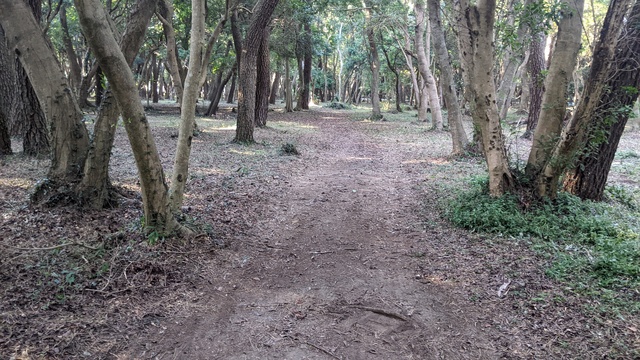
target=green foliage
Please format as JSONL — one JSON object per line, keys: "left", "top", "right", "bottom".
{"left": 445, "top": 176, "right": 640, "bottom": 313}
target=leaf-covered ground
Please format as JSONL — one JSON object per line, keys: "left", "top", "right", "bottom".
{"left": 1, "top": 102, "right": 639, "bottom": 359}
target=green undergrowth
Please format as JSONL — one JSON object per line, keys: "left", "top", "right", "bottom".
{"left": 445, "top": 176, "right": 640, "bottom": 315}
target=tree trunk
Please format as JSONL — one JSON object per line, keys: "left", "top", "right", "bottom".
{"left": 76, "top": 0, "right": 158, "bottom": 209}
{"left": 522, "top": 32, "right": 546, "bottom": 138}
{"left": 562, "top": 0, "right": 640, "bottom": 200}
{"left": 0, "top": 0, "right": 88, "bottom": 185}
{"left": 75, "top": 0, "right": 182, "bottom": 235}
{"left": 285, "top": 59, "right": 293, "bottom": 112}
{"left": 168, "top": 0, "right": 207, "bottom": 211}
{"left": 527, "top": 0, "right": 584, "bottom": 175}
{"left": 536, "top": 0, "right": 633, "bottom": 199}
{"left": 234, "top": 0, "right": 280, "bottom": 143}
{"left": 456, "top": 0, "right": 513, "bottom": 196}
{"left": 415, "top": 0, "right": 443, "bottom": 129}
{"left": 269, "top": 60, "right": 282, "bottom": 105}
{"left": 152, "top": 52, "right": 159, "bottom": 103}
{"left": 227, "top": 72, "right": 236, "bottom": 103}
{"left": 428, "top": 0, "right": 468, "bottom": 154}
{"left": 363, "top": 2, "right": 382, "bottom": 120}
{"left": 255, "top": 27, "right": 271, "bottom": 128}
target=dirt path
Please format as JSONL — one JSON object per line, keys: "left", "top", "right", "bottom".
{"left": 130, "top": 110, "right": 497, "bottom": 359}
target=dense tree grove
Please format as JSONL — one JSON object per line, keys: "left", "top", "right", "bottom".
{"left": 0, "top": 0, "right": 638, "bottom": 234}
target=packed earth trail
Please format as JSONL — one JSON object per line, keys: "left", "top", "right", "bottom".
{"left": 129, "top": 109, "right": 497, "bottom": 359}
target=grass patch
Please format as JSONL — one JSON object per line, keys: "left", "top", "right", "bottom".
{"left": 444, "top": 176, "right": 640, "bottom": 314}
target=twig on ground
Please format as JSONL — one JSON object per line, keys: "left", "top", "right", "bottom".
{"left": 305, "top": 341, "right": 341, "bottom": 359}
{"left": 349, "top": 305, "right": 409, "bottom": 321}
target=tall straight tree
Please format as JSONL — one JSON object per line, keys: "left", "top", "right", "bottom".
{"left": 456, "top": 0, "right": 513, "bottom": 196}
{"left": 255, "top": 26, "right": 272, "bottom": 128}
{"left": 427, "top": 0, "right": 469, "bottom": 154}
{"left": 235, "top": 0, "right": 280, "bottom": 143}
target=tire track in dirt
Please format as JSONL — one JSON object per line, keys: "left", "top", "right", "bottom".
{"left": 132, "top": 110, "right": 497, "bottom": 359}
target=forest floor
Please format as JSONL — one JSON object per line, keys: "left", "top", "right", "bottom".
{"left": 1, "top": 102, "right": 639, "bottom": 359}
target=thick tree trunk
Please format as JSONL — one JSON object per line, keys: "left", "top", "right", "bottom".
{"left": 363, "top": 2, "right": 382, "bottom": 120}
{"left": 428, "top": 0, "right": 468, "bottom": 154}
{"left": 0, "top": 0, "right": 88, "bottom": 184}
{"left": 562, "top": 0, "right": 640, "bottom": 200}
{"left": 168, "top": 0, "right": 207, "bottom": 211}
{"left": 255, "top": 27, "right": 271, "bottom": 128}
{"left": 523, "top": 32, "right": 546, "bottom": 138}
{"left": 456, "top": 0, "right": 513, "bottom": 196}
{"left": 235, "top": 0, "right": 280, "bottom": 143}
{"left": 75, "top": 0, "right": 182, "bottom": 235}
{"left": 527, "top": 0, "right": 584, "bottom": 175}
{"left": 537, "top": 0, "right": 633, "bottom": 199}
{"left": 76, "top": 0, "right": 158, "bottom": 209}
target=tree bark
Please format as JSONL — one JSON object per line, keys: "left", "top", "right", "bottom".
{"left": 527, "top": 0, "right": 584, "bottom": 175}
{"left": 0, "top": 0, "right": 88, "bottom": 183}
{"left": 235, "top": 0, "right": 280, "bottom": 143}
{"left": 537, "top": 0, "right": 633, "bottom": 199}
{"left": 75, "top": 0, "right": 183, "bottom": 235}
{"left": 428, "top": 0, "right": 468, "bottom": 154}
{"left": 255, "top": 26, "right": 272, "bottom": 128}
{"left": 562, "top": 0, "right": 640, "bottom": 200}
{"left": 522, "top": 32, "right": 546, "bottom": 138}
{"left": 0, "top": 26, "right": 11, "bottom": 154}
{"left": 415, "top": 0, "right": 443, "bottom": 129}
{"left": 455, "top": 0, "right": 513, "bottom": 196}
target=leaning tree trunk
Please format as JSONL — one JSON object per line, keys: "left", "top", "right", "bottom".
{"left": 363, "top": 2, "right": 382, "bottom": 120}
{"left": 428, "top": 0, "right": 469, "bottom": 154}
{"left": 536, "top": 0, "right": 633, "bottom": 199}
{"left": 456, "top": 0, "right": 513, "bottom": 196}
{"left": 255, "top": 27, "right": 272, "bottom": 128}
{"left": 60, "top": 3, "right": 82, "bottom": 93}
{"left": 527, "top": 0, "right": 584, "bottom": 176}
{"left": 235, "top": 0, "right": 280, "bottom": 143}
{"left": 76, "top": 0, "right": 158, "bottom": 209}
{"left": 75, "top": 0, "right": 183, "bottom": 235}
{"left": 523, "top": 32, "right": 546, "bottom": 138}
{"left": 562, "top": 0, "right": 640, "bottom": 200}
{"left": 0, "top": 0, "right": 89, "bottom": 186}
